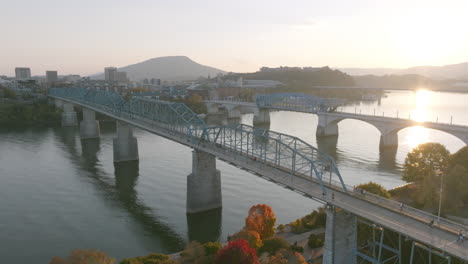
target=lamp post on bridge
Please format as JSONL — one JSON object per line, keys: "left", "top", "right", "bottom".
{"left": 437, "top": 170, "right": 444, "bottom": 223}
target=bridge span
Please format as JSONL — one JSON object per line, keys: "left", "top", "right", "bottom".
{"left": 49, "top": 88, "right": 467, "bottom": 263}
{"left": 205, "top": 96, "right": 468, "bottom": 151}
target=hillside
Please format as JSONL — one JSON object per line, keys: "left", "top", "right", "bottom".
{"left": 338, "top": 61, "right": 468, "bottom": 80}
{"left": 93, "top": 56, "right": 225, "bottom": 82}
{"left": 228, "top": 67, "right": 355, "bottom": 87}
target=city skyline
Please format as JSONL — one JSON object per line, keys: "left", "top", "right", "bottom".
{"left": 2, "top": 0, "right": 468, "bottom": 76}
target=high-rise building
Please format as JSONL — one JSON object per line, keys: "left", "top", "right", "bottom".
{"left": 116, "top": 71, "right": 128, "bottom": 84}
{"left": 104, "top": 67, "right": 117, "bottom": 82}
{"left": 15, "top": 67, "right": 31, "bottom": 79}
{"left": 150, "top": 78, "right": 161, "bottom": 85}
{"left": 46, "top": 71, "right": 58, "bottom": 83}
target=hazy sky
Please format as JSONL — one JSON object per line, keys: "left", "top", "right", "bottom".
{"left": 2, "top": 0, "right": 468, "bottom": 76}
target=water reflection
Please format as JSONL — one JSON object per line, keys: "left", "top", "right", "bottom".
{"left": 81, "top": 139, "right": 100, "bottom": 169}
{"left": 378, "top": 147, "right": 398, "bottom": 172}
{"left": 186, "top": 208, "right": 222, "bottom": 243}
{"left": 316, "top": 136, "right": 338, "bottom": 160}
{"left": 55, "top": 128, "right": 185, "bottom": 252}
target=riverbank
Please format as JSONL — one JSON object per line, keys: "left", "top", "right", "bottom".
{"left": 0, "top": 99, "right": 61, "bottom": 126}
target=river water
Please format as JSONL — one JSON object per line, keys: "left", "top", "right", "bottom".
{"left": 0, "top": 90, "right": 466, "bottom": 263}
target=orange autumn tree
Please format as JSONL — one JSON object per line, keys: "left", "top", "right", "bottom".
{"left": 245, "top": 204, "right": 276, "bottom": 240}
{"left": 231, "top": 229, "right": 263, "bottom": 249}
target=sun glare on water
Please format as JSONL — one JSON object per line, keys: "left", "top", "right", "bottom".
{"left": 404, "top": 89, "right": 432, "bottom": 148}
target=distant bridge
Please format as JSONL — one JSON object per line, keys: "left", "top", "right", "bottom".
{"left": 49, "top": 88, "right": 467, "bottom": 263}
{"left": 205, "top": 94, "right": 468, "bottom": 151}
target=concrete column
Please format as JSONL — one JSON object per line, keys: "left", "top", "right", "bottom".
{"left": 187, "top": 149, "right": 222, "bottom": 214}
{"left": 61, "top": 102, "right": 78, "bottom": 127}
{"left": 379, "top": 132, "right": 398, "bottom": 151}
{"left": 317, "top": 114, "right": 339, "bottom": 137}
{"left": 324, "top": 206, "right": 357, "bottom": 264}
{"left": 228, "top": 108, "right": 241, "bottom": 118}
{"left": 54, "top": 99, "right": 64, "bottom": 109}
{"left": 80, "top": 108, "right": 100, "bottom": 139}
{"left": 253, "top": 108, "right": 270, "bottom": 126}
{"left": 207, "top": 104, "right": 219, "bottom": 114}
{"left": 113, "top": 121, "right": 139, "bottom": 163}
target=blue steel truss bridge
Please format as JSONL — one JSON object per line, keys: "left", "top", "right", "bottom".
{"left": 49, "top": 88, "right": 467, "bottom": 264}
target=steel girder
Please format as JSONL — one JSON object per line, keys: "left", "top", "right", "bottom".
{"left": 49, "top": 87, "right": 347, "bottom": 194}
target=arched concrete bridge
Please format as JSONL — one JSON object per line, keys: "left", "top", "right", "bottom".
{"left": 49, "top": 88, "right": 467, "bottom": 263}
{"left": 205, "top": 97, "right": 468, "bottom": 151}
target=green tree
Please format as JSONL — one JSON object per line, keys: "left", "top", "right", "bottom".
{"left": 307, "top": 234, "right": 324, "bottom": 249}
{"left": 402, "top": 143, "right": 450, "bottom": 182}
{"left": 443, "top": 165, "right": 468, "bottom": 212}
{"left": 356, "top": 182, "right": 390, "bottom": 198}
{"left": 2, "top": 87, "right": 17, "bottom": 99}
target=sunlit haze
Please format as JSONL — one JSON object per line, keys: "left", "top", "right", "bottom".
{"left": 2, "top": 0, "right": 468, "bottom": 76}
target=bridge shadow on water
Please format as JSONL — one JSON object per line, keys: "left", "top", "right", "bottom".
{"left": 55, "top": 126, "right": 191, "bottom": 253}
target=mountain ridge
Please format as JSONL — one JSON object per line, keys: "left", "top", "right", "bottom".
{"left": 93, "top": 56, "right": 225, "bottom": 81}
{"left": 338, "top": 61, "right": 468, "bottom": 80}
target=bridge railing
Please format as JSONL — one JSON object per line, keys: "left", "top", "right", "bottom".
{"left": 202, "top": 123, "right": 347, "bottom": 193}
{"left": 333, "top": 107, "right": 468, "bottom": 128}
{"left": 256, "top": 93, "right": 345, "bottom": 113}
{"left": 322, "top": 177, "right": 467, "bottom": 234}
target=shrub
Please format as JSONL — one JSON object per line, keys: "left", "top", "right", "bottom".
{"left": 120, "top": 253, "right": 175, "bottom": 264}
{"left": 288, "top": 208, "right": 327, "bottom": 234}
{"left": 214, "top": 239, "right": 259, "bottom": 264}
{"left": 203, "top": 242, "right": 222, "bottom": 256}
{"left": 289, "top": 243, "right": 303, "bottom": 253}
{"left": 258, "top": 236, "right": 290, "bottom": 255}
{"left": 356, "top": 182, "right": 391, "bottom": 199}
{"left": 49, "top": 249, "right": 115, "bottom": 264}
{"left": 179, "top": 242, "right": 205, "bottom": 264}
{"left": 307, "top": 234, "right": 324, "bottom": 249}
{"left": 259, "top": 249, "right": 307, "bottom": 264}
{"left": 277, "top": 224, "right": 285, "bottom": 232}
{"left": 232, "top": 229, "right": 263, "bottom": 249}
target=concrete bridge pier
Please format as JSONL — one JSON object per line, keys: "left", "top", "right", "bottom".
{"left": 80, "top": 108, "right": 100, "bottom": 139}
{"left": 113, "top": 121, "right": 139, "bottom": 163}
{"left": 253, "top": 108, "right": 270, "bottom": 126}
{"left": 187, "top": 149, "right": 222, "bottom": 214}
{"left": 316, "top": 114, "right": 339, "bottom": 137}
{"left": 54, "top": 99, "right": 64, "bottom": 109}
{"left": 61, "top": 102, "right": 78, "bottom": 127}
{"left": 227, "top": 108, "right": 241, "bottom": 119}
{"left": 324, "top": 206, "right": 357, "bottom": 264}
{"left": 379, "top": 131, "right": 398, "bottom": 151}
{"left": 206, "top": 103, "right": 220, "bottom": 114}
